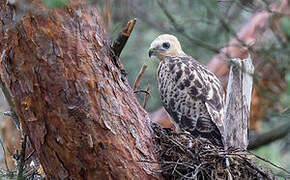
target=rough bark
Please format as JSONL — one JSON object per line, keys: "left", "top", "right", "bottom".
{"left": 0, "top": 0, "right": 159, "bottom": 179}
{"left": 223, "top": 56, "right": 254, "bottom": 149}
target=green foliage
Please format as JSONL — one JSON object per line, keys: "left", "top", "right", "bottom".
{"left": 280, "top": 17, "right": 290, "bottom": 37}
{"left": 43, "top": 0, "right": 67, "bottom": 8}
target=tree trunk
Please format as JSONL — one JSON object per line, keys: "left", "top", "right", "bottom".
{"left": 0, "top": 1, "right": 159, "bottom": 179}
{"left": 223, "top": 56, "right": 254, "bottom": 149}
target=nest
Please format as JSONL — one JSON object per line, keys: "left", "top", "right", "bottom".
{"left": 151, "top": 123, "right": 274, "bottom": 180}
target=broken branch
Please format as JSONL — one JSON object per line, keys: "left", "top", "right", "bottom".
{"left": 223, "top": 55, "right": 254, "bottom": 149}
{"left": 111, "top": 18, "right": 136, "bottom": 57}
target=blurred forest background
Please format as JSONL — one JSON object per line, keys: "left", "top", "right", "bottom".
{"left": 0, "top": 0, "right": 289, "bottom": 178}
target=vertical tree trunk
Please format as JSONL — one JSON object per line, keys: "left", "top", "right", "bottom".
{"left": 0, "top": 0, "right": 159, "bottom": 179}
{"left": 224, "top": 57, "right": 254, "bottom": 149}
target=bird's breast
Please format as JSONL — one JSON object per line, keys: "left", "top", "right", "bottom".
{"left": 157, "top": 61, "right": 204, "bottom": 123}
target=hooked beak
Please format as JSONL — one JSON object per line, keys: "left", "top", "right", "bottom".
{"left": 149, "top": 49, "right": 154, "bottom": 58}
{"left": 149, "top": 45, "right": 162, "bottom": 58}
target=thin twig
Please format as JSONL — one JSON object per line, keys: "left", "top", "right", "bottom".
{"left": 157, "top": 0, "right": 220, "bottom": 53}
{"left": 0, "top": 111, "right": 20, "bottom": 130}
{"left": 157, "top": 0, "right": 183, "bottom": 32}
{"left": 133, "top": 65, "right": 147, "bottom": 91}
{"left": 0, "top": 66, "right": 21, "bottom": 131}
{"left": 142, "top": 85, "right": 150, "bottom": 108}
{"left": 138, "top": 160, "right": 196, "bottom": 170}
{"left": 24, "top": 149, "right": 35, "bottom": 162}
{"left": 0, "top": 58, "right": 25, "bottom": 177}
{"left": 247, "top": 150, "right": 290, "bottom": 175}
{"left": 245, "top": 158, "right": 272, "bottom": 179}
{"left": 134, "top": 90, "right": 150, "bottom": 96}
{"left": 202, "top": 1, "right": 257, "bottom": 59}
{"left": 0, "top": 138, "right": 10, "bottom": 173}
{"left": 171, "top": 158, "right": 181, "bottom": 175}
{"left": 17, "top": 134, "right": 27, "bottom": 180}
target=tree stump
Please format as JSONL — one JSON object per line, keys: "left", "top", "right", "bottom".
{"left": 223, "top": 56, "right": 254, "bottom": 149}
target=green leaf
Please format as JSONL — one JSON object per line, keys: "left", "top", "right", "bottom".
{"left": 44, "top": 0, "right": 67, "bottom": 8}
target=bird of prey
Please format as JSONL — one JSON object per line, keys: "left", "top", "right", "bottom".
{"left": 149, "top": 34, "right": 225, "bottom": 147}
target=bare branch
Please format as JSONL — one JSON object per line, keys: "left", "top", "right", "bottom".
{"left": 248, "top": 120, "right": 290, "bottom": 150}
{"left": 134, "top": 90, "right": 150, "bottom": 96}
{"left": 111, "top": 18, "right": 136, "bottom": 57}
{"left": 142, "top": 85, "right": 150, "bottom": 109}
{"left": 156, "top": 0, "right": 221, "bottom": 53}
{"left": 133, "top": 65, "right": 147, "bottom": 91}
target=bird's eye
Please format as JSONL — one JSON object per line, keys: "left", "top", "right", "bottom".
{"left": 162, "top": 42, "right": 170, "bottom": 49}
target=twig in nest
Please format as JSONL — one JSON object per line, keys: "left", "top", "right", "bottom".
{"left": 133, "top": 65, "right": 147, "bottom": 91}
{"left": 111, "top": 18, "right": 137, "bottom": 57}
{"left": 149, "top": 123, "right": 275, "bottom": 180}
{"left": 142, "top": 85, "right": 150, "bottom": 108}
{"left": 25, "top": 149, "right": 35, "bottom": 162}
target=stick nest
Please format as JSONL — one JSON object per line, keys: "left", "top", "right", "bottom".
{"left": 152, "top": 123, "right": 274, "bottom": 180}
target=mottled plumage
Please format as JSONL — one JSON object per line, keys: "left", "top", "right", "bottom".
{"left": 149, "top": 34, "right": 225, "bottom": 146}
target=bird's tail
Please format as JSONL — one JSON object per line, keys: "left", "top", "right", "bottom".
{"left": 189, "top": 125, "right": 224, "bottom": 147}
{"left": 189, "top": 118, "right": 224, "bottom": 147}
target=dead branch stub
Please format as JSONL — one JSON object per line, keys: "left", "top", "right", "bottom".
{"left": 223, "top": 55, "right": 254, "bottom": 149}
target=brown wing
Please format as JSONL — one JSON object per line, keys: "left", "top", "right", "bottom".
{"left": 160, "top": 56, "right": 225, "bottom": 146}
{"left": 185, "top": 56, "right": 226, "bottom": 142}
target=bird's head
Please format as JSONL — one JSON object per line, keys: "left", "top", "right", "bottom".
{"left": 149, "top": 34, "right": 185, "bottom": 61}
